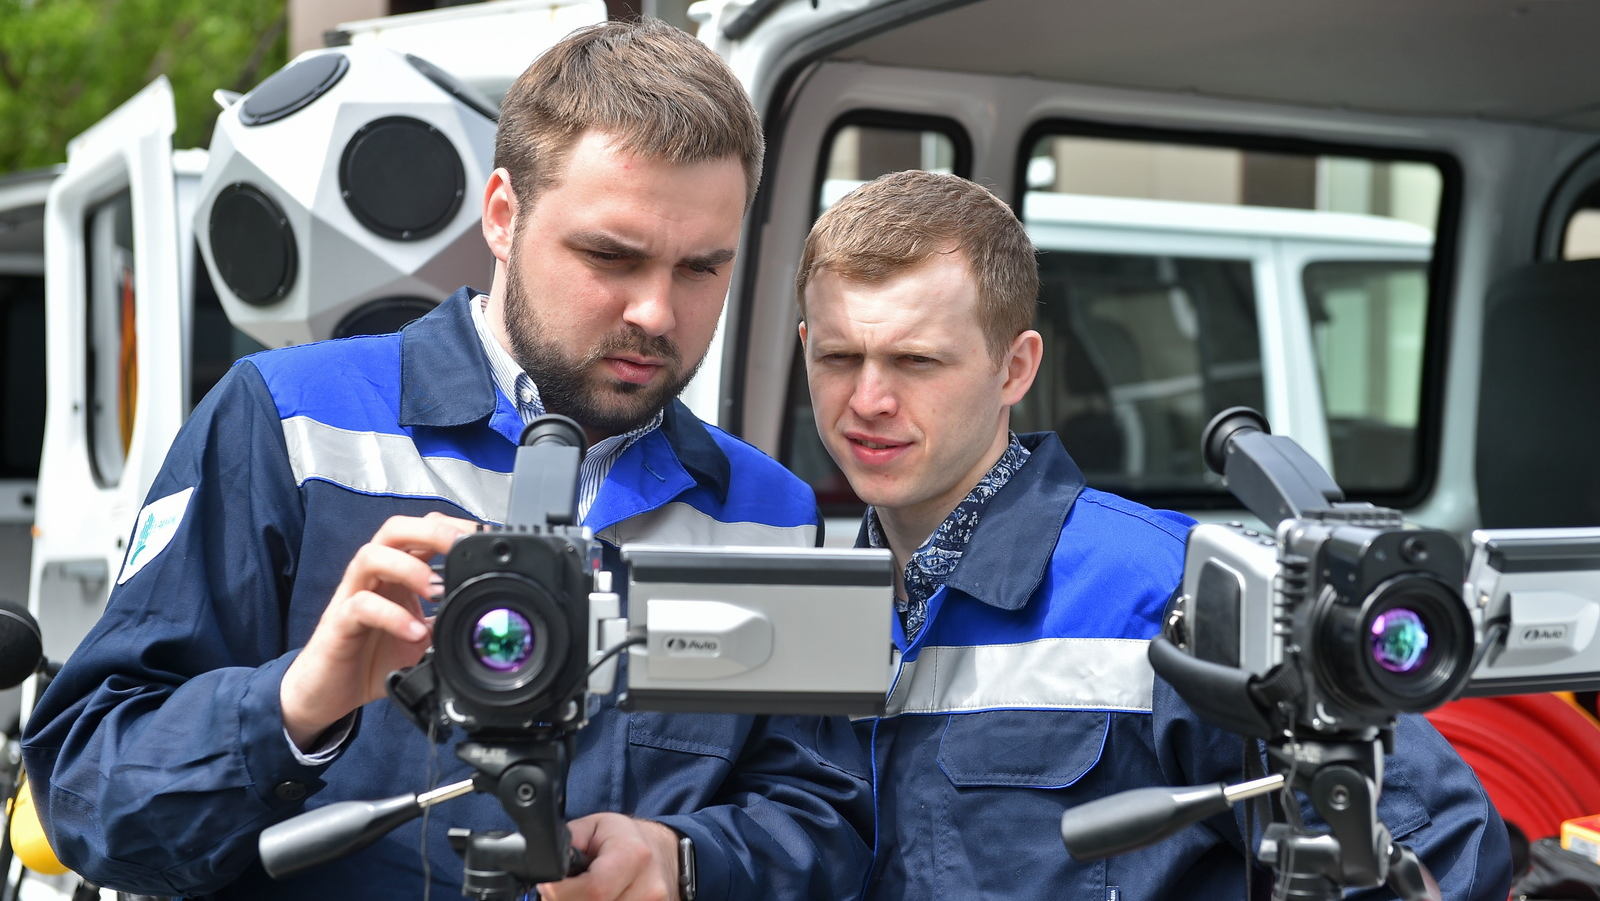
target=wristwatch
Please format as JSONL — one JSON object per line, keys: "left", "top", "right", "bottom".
{"left": 672, "top": 828, "right": 696, "bottom": 901}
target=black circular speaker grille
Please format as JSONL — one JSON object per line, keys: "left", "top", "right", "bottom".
{"left": 239, "top": 53, "right": 349, "bottom": 126}
{"left": 209, "top": 183, "right": 297, "bottom": 306}
{"left": 334, "top": 296, "right": 439, "bottom": 338}
{"left": 339, "top": 116, "right": 465, "bottom": 241}
{"left": 406, "top": 54, "right": 498, "bottom": 121}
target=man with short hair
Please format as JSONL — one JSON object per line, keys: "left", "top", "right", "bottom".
{"left": 797, "top": 169, "right": 1511, "bottom": 901}
{"left": 23, "top": 20, "right": 871, "bottom": 901}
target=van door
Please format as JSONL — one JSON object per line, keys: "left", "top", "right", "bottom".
{"left": 0, "top": 171, "right": 54, "bottom": 604}
{"left": 27, "top": 78, "right": 189, "bottom": 673}
{"left": 0, "top": 168, "right": 56, "bottom": 739}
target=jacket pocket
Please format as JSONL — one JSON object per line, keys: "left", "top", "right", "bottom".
{"left": 915, "top": 710, "right": 1113, "bottom": 898}
{"left": 938, "top": 708, "right": 1109, "bottom": 788}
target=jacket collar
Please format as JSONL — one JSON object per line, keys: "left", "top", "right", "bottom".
{"left": 858, "top": 431, "right": 1086, "bottom": 612}
{"left": 661, "top": 399, "right": 731, "bottom": 504}
{"left": 399, "top": 287, "right": 499, "bottom": 428}
{"left": 399, "top": 288, "right": 731, "bottom": 502}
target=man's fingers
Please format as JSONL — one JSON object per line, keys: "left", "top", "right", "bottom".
{"left": 539, "top": 815, "right": 675, "bottom": 901}
{"left": 342, "top": 589, "right": 431, "bottom": 643}
{"left": 372, "top": 512, "right": 478, "bottom": 555}
{"left": 280, "top": 514, "right": 473, "bottom": 750}
{"left": 338, "top": 542, "right": 439, "bottom": 604}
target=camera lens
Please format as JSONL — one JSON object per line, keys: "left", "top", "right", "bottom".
{"left": 473, "top": 608, "right": 535, "bottom": 672}
{"left": 1317, "top": 571, "right": 1474, "bottom": 717}
{"left": 1370, "top": 607, "right": 1430, "bottom": 674}
{"left": 435, "top": 567, "right": 578, "bottom": 723}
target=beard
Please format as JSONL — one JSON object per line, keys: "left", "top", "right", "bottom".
{"left": 502, "top": 255, "right": 702, "bottom": 437}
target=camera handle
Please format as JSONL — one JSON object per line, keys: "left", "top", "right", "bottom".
{"left": 258, "top": 734, "right": 588, "bottom": 898}
{"left": 1060, "top": 736, "right": 1438, "bottom": 901}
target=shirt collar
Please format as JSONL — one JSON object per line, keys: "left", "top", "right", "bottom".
{"left": 469, "top": 292, "right": 539, "bottom": 414}
{"left": 857, "top": 431, "right": 1088, "bottom": 612}
{"left": 864, "top": 433, "right": 1031, "bottom": 606}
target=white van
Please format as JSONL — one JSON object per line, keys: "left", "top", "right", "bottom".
{"left": 6, "top": 0, "right": 1600, "bottom": 892}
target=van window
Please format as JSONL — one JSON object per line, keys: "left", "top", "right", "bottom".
{"left": 1017, "top": 131, "right": 1444, "bottom": 506}
{"left": 85, "top": 189, "right": 136, "bottom": 489}
{"left": 815, "top": 116, "right": 964, "bottom": 214}
{"left": 1304, "top": 261, "right": 1428, "bottom": 493}
{"left": 783, "top": 115, "right": 969, "bottom": 512}
{"left": 1018, "top": 250, "right": 1262, "bottom": 493}
{"left": 1541, "top": 147, "right": 1600, "bottom": 260}
{"left": 0, "top": 274, "right": 45, "bottom": 480}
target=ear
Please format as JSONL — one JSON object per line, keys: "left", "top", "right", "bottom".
{"left": 797, "top": 320, "right": 808, "bottom": 348}
{"left": 1000, "top": 329, "right": 1043, "bottom": 407}
{"left": 481, "top": 168, "right": 517, "bottom": 264}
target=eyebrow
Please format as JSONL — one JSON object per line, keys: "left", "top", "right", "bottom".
{"left": 569, "top": 231, "right": 736, "bottom": 270}
{"left": 569, "top": 231, "right": 646, "bottom": 259}
{"left": 808, "top": 338, "right": 943, "bottom": 359}
{"left": 684, "top": 247, "right": 737, "bottom": 270}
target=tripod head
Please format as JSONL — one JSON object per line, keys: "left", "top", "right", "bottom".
{"left": 258, "top": 728, "right": 587, "bottom": 900}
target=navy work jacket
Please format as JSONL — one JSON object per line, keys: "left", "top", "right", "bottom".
{"left": 856, "top": 432, "right": 1512, "bottom": 901}
{"left": 23, "top": 290, "right": 872, "bottom": 900}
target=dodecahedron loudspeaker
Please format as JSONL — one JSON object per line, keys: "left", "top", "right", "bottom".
{"left": 195, "top": 45, "right": 500, "bottom": 347}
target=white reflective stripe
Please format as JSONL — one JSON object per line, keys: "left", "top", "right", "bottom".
{"left": 282, "top": 416, "right": 512, "bottom": 523}
{"left": 598, "top": 501, "right": 816, "bottom": 548}
{"left": 883, "top": 637, "right": 1154, "bottom": 717}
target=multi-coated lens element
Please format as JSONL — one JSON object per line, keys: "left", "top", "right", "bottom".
{"left": 1316, "top": 571, "right": 1473, "bottom": 718}
{"left": 473, "top": 609, "right": 534, "bottom": 672}
{"left": 1370, "top": 608, "right": 1430, "bottom": 674}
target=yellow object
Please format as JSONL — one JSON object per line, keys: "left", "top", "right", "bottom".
{"left": 9, "top": 777, "right": 69, "bottom": 875}
{"left": 1562, "top": 813, "right": 1600, "bottom": 865}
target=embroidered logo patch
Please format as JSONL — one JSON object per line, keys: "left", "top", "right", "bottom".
{"left": 117, "top": 487, "right": 195, "bottom": 585}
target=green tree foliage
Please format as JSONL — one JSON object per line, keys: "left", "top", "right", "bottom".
{"left": 0, "top": 0, "right": 286, "bottom": 173}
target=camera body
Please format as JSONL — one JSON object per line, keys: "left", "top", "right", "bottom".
{"left": 386, "top": 412, "right": 896, "bottom": 740}
{"left": 431, "top": 526, "right": 594, "bottom": 733}
{"left": 1177, "top": 514, "right": 1475, "bottom": 735}
{"left": 388, "top": 415, "right": 596, "bottom": 740}
{"left": 1155, "top": 408, "right": 1484, "bottom": 739}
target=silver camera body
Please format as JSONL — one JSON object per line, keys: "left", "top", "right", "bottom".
{"left": 1462, "top": 527, "right": 1600, "bottom": 695}
{"left": 1176, "top": 512, "right": 1474, "bottom": 735}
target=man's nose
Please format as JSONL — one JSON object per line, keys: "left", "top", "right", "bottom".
{"left": 849, "top": 363, "right": 898, "bottom": 419}
{"left": 621, "top": 272, "right": 677, "bottom": 337}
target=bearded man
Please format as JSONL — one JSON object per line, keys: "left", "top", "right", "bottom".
{"left": 23, "top": 20, "right": 870, "bottom": 901}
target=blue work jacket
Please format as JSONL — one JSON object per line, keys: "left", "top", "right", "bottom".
{"left": 22, "top": 290, "right": 872, "bottom": 900}
{"left": 856, "top": 433, "right": 1511, "bottom": 901}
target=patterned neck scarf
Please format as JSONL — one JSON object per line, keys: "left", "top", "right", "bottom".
{"left": 865, "top": 433, "right": 1030, "bottom": 643}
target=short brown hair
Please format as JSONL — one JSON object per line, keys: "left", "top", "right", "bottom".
{"left": 494, "top": 19, "right": 763, "bottom": 207}
{"left": 796, "top": 170, "right": 1038, "bottom": 362}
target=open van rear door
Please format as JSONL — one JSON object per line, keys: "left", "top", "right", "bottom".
{"left": 27, "top": 78, "right": 189, "bottom": 672}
